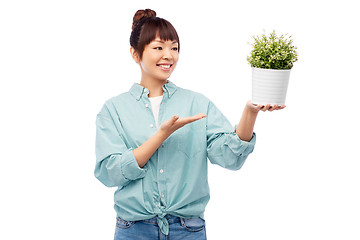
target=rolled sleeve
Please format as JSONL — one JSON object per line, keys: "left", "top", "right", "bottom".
{"left": 206, "top": 101, "right": 256, "bottom": 170}
{"left": 223, "top": 132, "right": 256, "bottom": 157}
{"left": 94, "top": 104, "right": 147, "bottom": 188}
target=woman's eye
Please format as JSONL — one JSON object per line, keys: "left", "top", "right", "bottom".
{"left": 154, "top": 47, "right": 162, "bottom": 50}
{"left": 172, "top": 47, "right": 178, "bottom": 51}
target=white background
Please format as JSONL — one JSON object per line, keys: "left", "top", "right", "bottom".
{"left": 1, "top": 0, "right": 359, "bottom": 239}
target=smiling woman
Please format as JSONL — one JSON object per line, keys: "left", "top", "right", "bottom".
{"left": 95, "top": 8, "right": 283, "bottom": 240}
{"left": 131, "top": 37, "right": 179, "bottom": 88}
{"left": 129, "top": 9, "right": 180, "bottom": 97}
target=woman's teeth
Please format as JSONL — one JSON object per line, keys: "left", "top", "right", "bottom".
{"left": 158, "top": 65, "right": 170, "bottom": 69}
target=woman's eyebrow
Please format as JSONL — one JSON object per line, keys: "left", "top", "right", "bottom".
{"left": 154, "top": 40, "right": 178, "bottom": 44}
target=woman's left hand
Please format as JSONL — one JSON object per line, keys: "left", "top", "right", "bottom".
{"left": 245, "top": 100, "right": 286, "bottom": 113}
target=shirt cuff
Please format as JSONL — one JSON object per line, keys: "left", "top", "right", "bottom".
{"left": 120, "top": 149, "right": 147, "bottom": 181}
{"left": 225, "top": 130, "right": 256, "bottom": 157}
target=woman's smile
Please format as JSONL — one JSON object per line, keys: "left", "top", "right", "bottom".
{"left": 156, "top": 63, "right": 173, "bottom": 71}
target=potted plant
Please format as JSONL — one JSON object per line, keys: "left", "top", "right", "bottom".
{"left": 247, "top": 30, "right": 298, "bottom": 106}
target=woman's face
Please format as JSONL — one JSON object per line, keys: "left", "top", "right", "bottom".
{"left": 138, "top": 37, "right": 179, "bottom": 82}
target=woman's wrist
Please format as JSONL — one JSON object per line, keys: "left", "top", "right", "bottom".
{"left": 245, "top": 100, "right": 262, "bottom": 114}
{"left": 236, "top": 102, "right": 259, "bottom": 142}
{"left": 157, "top": 128, "right": 171, "bottom": 140}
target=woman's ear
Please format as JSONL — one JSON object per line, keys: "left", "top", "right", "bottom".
{"left": 130, "top": 47, "right": 140, "bottom": 63}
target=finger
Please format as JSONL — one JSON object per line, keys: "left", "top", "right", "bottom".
{"left": 190, "top": 114, "right": 206, "bottom": 123}
{"left": 253, "top": 104, "right": 263, "bottom": 110}
{"left": 163, "top": 115, "right": 179, "bottom": 126}
{"left": 183, "top": 113, "right": 206, "bottom": 122}
{"left": 269, "top": 104, "right": 278, "bottom": 112}
{"left": 192, "top": 113, "right": 207, "bottom": 120}
{"left": 178, "top": 113, "right": 206, "bottom": 125}
{"left": 247, "top": 100, "right": 258, "bottom": 108}
{"left": 261, "top": 104, "right": 271, "bottom": 112}
{"left": 273, "top": 105, "right": 286, "bottom": 110}
{"left": 160, "top": 115, "right": 179, "bottom": 130}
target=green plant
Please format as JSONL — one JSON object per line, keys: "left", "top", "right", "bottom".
{"left": 247, "top": 30, "right": 298, "bottom": 70}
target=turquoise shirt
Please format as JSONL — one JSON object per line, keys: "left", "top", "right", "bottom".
{"left": 95, "top": 81, "right": 256, "bottom": 235}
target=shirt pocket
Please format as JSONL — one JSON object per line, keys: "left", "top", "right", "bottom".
{"left": 177, "top": 120, "right": 203, "bottom": 158}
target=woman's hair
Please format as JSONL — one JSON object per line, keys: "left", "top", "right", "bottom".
{"left": 130, "top": 9, "right": 180, "bottom": 59}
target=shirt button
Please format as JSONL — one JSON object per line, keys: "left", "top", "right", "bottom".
{"left": 137, "top": 96, "right": 140, "bottom": 100}
{"left": 160, "top": 169, "right": 163, "bottom": 174}
{"left": 145, "top": 104, "right": 149, "bottom": 108}
{"left": 150, "top": 124, "right": 154, "bottom": 128}
{"left": 169, "top": 92, "right": 171, "bottom": 95}
{"left": 162, "top": 194, "right": 165, "bottom": 198}
{"left": 143, "top": 89, "right": 147, "bottom": 92}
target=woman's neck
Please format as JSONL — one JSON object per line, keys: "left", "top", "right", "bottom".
{"left": 140, "top": 78, "right": 167, "bottom": 98}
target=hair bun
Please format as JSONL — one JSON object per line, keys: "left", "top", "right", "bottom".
{"left": 132, "top": 9, "right": 157, "bottom": 29}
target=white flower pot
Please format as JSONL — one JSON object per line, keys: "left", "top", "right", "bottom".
{"left": 252, "top": 67, "right": 291, "bottom": 106}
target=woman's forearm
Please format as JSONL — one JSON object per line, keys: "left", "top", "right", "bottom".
{"left": 235, "top": 100, "right": 286, "bottom": 141}
{"left": 133, "top": 113, "right": 206, "bottom": 168}
{"left": 133, "top": 130, "right": 170, "bottom": 168}
{"left": 235, "top": 106, "right": 258, "bottom": 142}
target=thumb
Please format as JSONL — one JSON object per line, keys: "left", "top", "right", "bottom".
{"left": 172, "top": 115, "right": 179, "bottom": 122}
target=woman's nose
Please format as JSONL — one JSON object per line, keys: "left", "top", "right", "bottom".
{"left": 162, "top": 50, "right": 173, "bottom": 60}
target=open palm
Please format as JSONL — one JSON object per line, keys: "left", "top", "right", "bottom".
{"left": 160, "top": 113, "right": 206, "bottom": 134}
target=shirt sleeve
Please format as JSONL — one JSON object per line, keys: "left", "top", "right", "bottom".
{"left": 94, "top": 103, "right": 147, "bottom": 188}
{"left": 206, "top": 101, "right": 256, "bottom": 170}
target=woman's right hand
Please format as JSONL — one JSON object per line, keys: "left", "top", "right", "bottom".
{"left": 159, "top": 113, "right": 206, "bottom": 137}
{"left": 133, "top": 113, "right": 206, "bottom": 168}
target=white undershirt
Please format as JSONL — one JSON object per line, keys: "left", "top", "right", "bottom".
{"left": 149, "top": 95, "right": 163, "bottom": 130}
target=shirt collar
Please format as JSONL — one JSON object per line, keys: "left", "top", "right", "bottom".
{"left": 129, "top": 80, "right": 178, "bottom": 101}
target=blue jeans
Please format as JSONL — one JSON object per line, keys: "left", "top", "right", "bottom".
{"left": 114, "top": 214, "right": 207, "bottom": 240}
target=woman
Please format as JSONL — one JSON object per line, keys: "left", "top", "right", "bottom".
{"left": 95, "top": 9, "right": 285, "bottom": 240}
